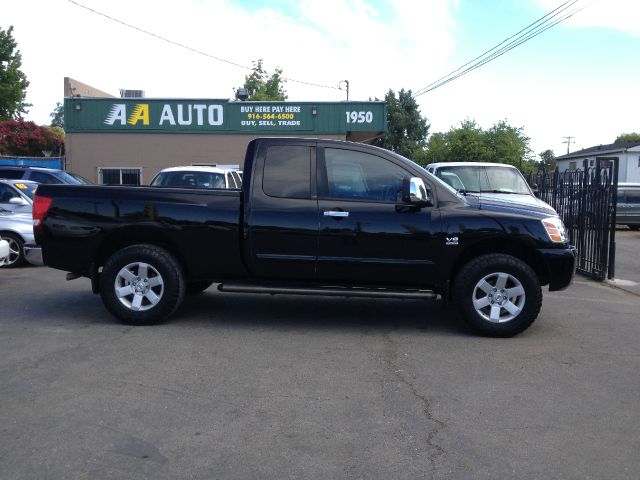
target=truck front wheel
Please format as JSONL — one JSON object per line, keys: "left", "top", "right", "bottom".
{"left": 453, "top": 254, "right": 542, "bottom": 337}
{"left": 100, "top": 245, "right": 185, "bottom": 325}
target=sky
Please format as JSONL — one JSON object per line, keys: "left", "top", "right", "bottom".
{"left": 4, "top": 0, "right": 640, "bottom": 158}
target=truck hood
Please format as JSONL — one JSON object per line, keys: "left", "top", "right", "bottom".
{"left": 463, "top": 193, "right": 557, "bottom": 217}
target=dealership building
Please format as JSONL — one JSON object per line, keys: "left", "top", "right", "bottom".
{"left": 63, "top": 79, "right": 387, "bottom": 185}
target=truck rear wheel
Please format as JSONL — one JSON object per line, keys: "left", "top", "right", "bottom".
{"left": 453, "top": 254, "right": 542, "bottom": 337}
{"left": 100, "top": 245, "right": 185, "bottom": 325}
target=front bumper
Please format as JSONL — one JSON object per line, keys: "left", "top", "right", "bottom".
{"left": 537, "top": 245, "right": 577, "bottom": 291}
{"left": 24, "top": 244, "right": 44, "bottom": 266}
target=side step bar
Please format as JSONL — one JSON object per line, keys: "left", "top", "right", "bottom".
{"left": 218, "top": 283, "right": 437, "bottom": 300}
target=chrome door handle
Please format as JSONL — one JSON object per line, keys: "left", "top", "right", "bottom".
{"left": 324, "top": 211, "right": 349, "bottom": 218}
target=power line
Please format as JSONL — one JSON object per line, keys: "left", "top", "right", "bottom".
{"left": 413, "top": 0, "right": 591, "bottom": 97}
{"left": 414, "top": 0, "right": 576, "bottom": 97}
{"left": 66, "top": 0, "right": 341, "bottom": 91}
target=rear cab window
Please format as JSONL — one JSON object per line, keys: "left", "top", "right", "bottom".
{"left": 262, "top": 145, "right": 311, "bottom": 199}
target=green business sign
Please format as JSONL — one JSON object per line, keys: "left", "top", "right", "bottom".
{"left": 64, "top": 99, "right": 386, "bottom": 135}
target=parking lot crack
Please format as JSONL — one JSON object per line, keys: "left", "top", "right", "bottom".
{"left": 382, "top": 333, "right": 447, "bottom": 471}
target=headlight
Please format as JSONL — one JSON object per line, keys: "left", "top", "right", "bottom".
{"left": 542, "top": 217, "right": 568, "bottom": 243}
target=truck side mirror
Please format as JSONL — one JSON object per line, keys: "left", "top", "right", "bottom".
{"left": 402, "top": 177, "right": 432, "bottom": 207}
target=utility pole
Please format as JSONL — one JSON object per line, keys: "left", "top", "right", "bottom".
{"left": 562, "top": 136, "right": 575, "bottom": 155}
{"left": 338, "top": 80, "right": 350, "bottom": 101}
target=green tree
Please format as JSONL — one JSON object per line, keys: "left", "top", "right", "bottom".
{"left": 425, "top": 132, "right": 449, "bottom": 164}
{"left": 50, "top": 101, "right": 64, "bottom": 128}
{"left": 240, "top": 59, "right": 287, "bottom": 101}
{"left": 485, "top": 120, "right": 531, "bottom": 168}
{"left": 425, "top": 119, "right": 533, "bottom": 172}
{"left": 0, "top": 26, "right": 30, "bottom": 120}
{"left": 614, "top": 132, "right": 640, "bottom": 143}
{"left": 374, "top": 89, "right": 429, "bottom": 165}
{"left": 446, "top": 119, "right": 492, "bottom": 163}
{"left": 538, "top": 149, "right": 556, "bottom": 171}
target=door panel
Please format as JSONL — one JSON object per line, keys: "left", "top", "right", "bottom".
{"left": 246, "top": 142, "right": 318, "bottom": 280}
{"left": 317, "top": 147, "right": 438, "bottom": 286}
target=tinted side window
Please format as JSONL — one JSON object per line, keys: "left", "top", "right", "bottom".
{"left": 263, "top": 146, "right": 311, "bottom": 199}
{"left": 231, "top": 171, "right": 242, "bottom": 188}
{"left": 0, "top": 184, "right": 19, "bottom": 202}
{"left": 29, "top": 171, "right": 61, "bottom": 184}
{"left": 0, "top": 170, "right": 23, "bottom": 179}
{"left": 322, "top": 148, "right": 406, "bottom": 202}
{"left": 226, "top": 172, "right": 238, "bottom": 189}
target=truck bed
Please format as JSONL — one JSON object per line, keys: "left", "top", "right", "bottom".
{"left": 35, "top": 184, "right": 246, "bottom": 280}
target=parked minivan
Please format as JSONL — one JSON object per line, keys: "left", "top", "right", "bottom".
{"left": 617, "top": 183, "right": 640, "bottom": 230}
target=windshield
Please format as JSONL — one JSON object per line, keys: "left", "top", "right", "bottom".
{"left": 151, "top": 171, "right": 227, "bottom": 189}
{"left": 13, "top": 182, "right": 37, "bottom": 200}
{"left": 435, "top": 165, "right": 531, "bottom": 194}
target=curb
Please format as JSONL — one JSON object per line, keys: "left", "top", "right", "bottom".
{"left": 604, "top": 279, "right": 640, "bottom": 298}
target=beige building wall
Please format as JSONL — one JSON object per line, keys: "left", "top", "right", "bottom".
{"left": 65, "top": 133, "right": 346, "bottom": 184}
{"left": 64, "top": 77, "right": 115, "bottom": 98}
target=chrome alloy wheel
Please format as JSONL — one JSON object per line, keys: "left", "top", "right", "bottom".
{"left": 114, "top": 262, "right": 164, "bottom": 311}
{"left": 472, "top": 272, "right": 526, "bottom": 323}
{"left": 5, "top": 237, "right": 21, "bottom": 266}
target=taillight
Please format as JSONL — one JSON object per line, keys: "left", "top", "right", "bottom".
{"left": 33, "top": 195, "right": 53, "bottom": 228}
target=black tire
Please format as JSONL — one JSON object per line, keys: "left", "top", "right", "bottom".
{"left": 0, "top": 232, "right": 25, "bottom": 268}
{"left": 99, "top": 244, "right": 185, "bottom": 325}
{"left": 186, "top": 281, "right": 213, "bottom": 295}
{"left": 453, "top": 253, "right": 542, "bottom": 337}
{"left": 628, "top": 225, "right": 640, "bottom": 231}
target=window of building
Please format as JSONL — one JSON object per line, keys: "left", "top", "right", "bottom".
{"left": 263, "top": 146, "right": 311, "bottom": 199}
{"left": 569, "top": 161, "right": 577, "bottom": 171}
{"left": 99, "top": 168, "right": 142, "bottom": 185}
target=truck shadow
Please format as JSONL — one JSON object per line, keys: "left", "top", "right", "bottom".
{"left": 175, "top": 289, "right": 470, "bottom": 336}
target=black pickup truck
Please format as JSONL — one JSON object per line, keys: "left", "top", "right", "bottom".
{"left": 33, "top": 138, "right": 576, "bottom": 336}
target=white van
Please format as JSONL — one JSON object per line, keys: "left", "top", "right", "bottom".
{"left": 150, "top": 166, "right": 242, "bottom": 189}
{"left": 426, "top": 162, "right": 556, "bottom": 214}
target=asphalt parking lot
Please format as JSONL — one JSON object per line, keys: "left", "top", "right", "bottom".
{"left": 1, "top": 265, "right": 639, "bottom": 480}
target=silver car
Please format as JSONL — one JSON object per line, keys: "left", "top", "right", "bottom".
{"left": 0, "top": 179, "right": 37, "bottom": 214}
{"left": 0, "top": 209, "right": 36, "bottom": 267}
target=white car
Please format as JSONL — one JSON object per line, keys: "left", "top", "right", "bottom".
{"left": 0, "top": 237, "right": 9, "bottom": 266}
{"left": 0, "top": 179, "right": 38, "bottom": 214}
{"left": 425, "top": 162, "right": 556, "bottom": 215}
{"left": 150, "top": 166, "right": 242, "bottom": 189}
{"left": 0, "top": 209, "right": 37, "bottom": 267}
